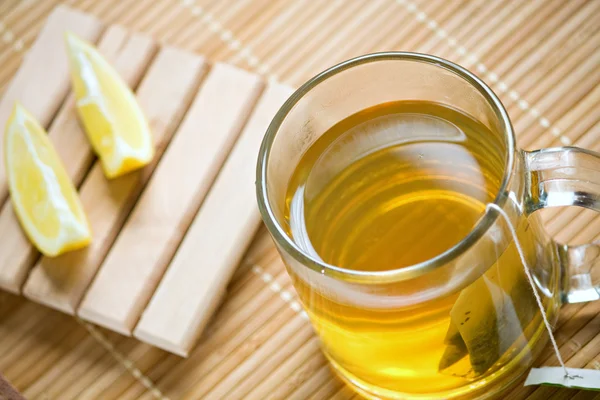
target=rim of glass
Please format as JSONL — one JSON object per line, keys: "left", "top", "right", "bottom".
{"left": 256, "top": 52, "right": 515, "bottom": 283}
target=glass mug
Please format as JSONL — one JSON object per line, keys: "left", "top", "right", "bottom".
{"left": 256, "top": 53, "right": 600, "bottom": 399}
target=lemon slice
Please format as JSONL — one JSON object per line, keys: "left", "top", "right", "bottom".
{"left": 65, "top": 32, "right": 153, "bottom": 178}
{"left": 5, "top": 104, "right": 92, "bottom": 257}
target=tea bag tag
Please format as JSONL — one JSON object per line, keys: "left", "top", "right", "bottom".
{"left": 525, "top": 367, "right": 600, "bottom": 390}
{"left": 488, "top": 203, "right": 600, "bottom": 391}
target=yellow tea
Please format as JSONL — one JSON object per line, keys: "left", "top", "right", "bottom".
{"left": 283, "top": 101, "right": 555, "bottom": 397}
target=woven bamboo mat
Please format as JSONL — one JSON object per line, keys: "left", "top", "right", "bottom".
{"left": 0, "top": 0, "right": 599, "bottom": 399}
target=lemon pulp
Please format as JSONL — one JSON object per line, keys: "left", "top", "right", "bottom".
{"left": 5, "top": 104, "right": 91, "bottom": 257}
{"left": 65, "top": 32, "right": 153, "bottom": 178}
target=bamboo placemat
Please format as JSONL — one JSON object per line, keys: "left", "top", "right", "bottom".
{"left": 0, "top": 0, "right": 599, "bottom": 399}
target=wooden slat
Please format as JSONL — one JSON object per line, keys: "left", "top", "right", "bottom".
{"left": 134, "top": 82, "right": 294, "bottom": 356}
{"left": 0, "top": 0, "right": 21, "bottom": 18}
{"left": 206, "top": 310, "right": 314, "bottom": 398}
{"left": 21, "top": 331, "right": 124, "bottom": 399}
{"left": 7, "top": 324, "right": 87, "bottom": 390}
{"left": 77, "top": 63, "right": 265, "bottom": 334}
{"left": 22, "top": 46, "right": 206, "bottom": 314}
{"left": 0, "top": 6, "right": 102, "bottom": 207}
{"left": 0, "top": 26, "right": 154, "bottom": 294}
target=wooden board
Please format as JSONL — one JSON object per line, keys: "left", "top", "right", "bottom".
{"left": 0, "top": 7, "right": 293, "bottom": 357}
{"left": 0, "top": 1, "right": 599, "bottom": 399}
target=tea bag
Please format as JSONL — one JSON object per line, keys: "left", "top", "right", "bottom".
{"left": 441, "top": 204, "right": 600, "bottom": 389}
{"left": 439, "top": 238, "right": 539, "bottom": 378}
{"left": 438, "top": 319, "right": 470, "bottom": 375}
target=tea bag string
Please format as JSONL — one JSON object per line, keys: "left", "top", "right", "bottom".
{"left": 486, "top": 203, "right": 576, "bottom": 380}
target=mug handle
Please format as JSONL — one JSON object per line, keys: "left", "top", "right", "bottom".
{"left": 524, "top": 147, "right": 600, "bottom": 304}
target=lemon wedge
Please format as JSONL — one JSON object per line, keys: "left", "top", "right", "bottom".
{"left": 5, "top": 104, "right": 92, "bottom": 257}
{"left": 65, "top": 32, "right": 153, "bottom": 178}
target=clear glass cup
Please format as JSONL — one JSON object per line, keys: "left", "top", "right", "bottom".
{"left": 256, "top": 52, "right": 600, "bottom": 399}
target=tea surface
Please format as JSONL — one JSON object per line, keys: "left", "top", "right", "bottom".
{"left": 286, "top": 101, "right": 503, "bottom": 271}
